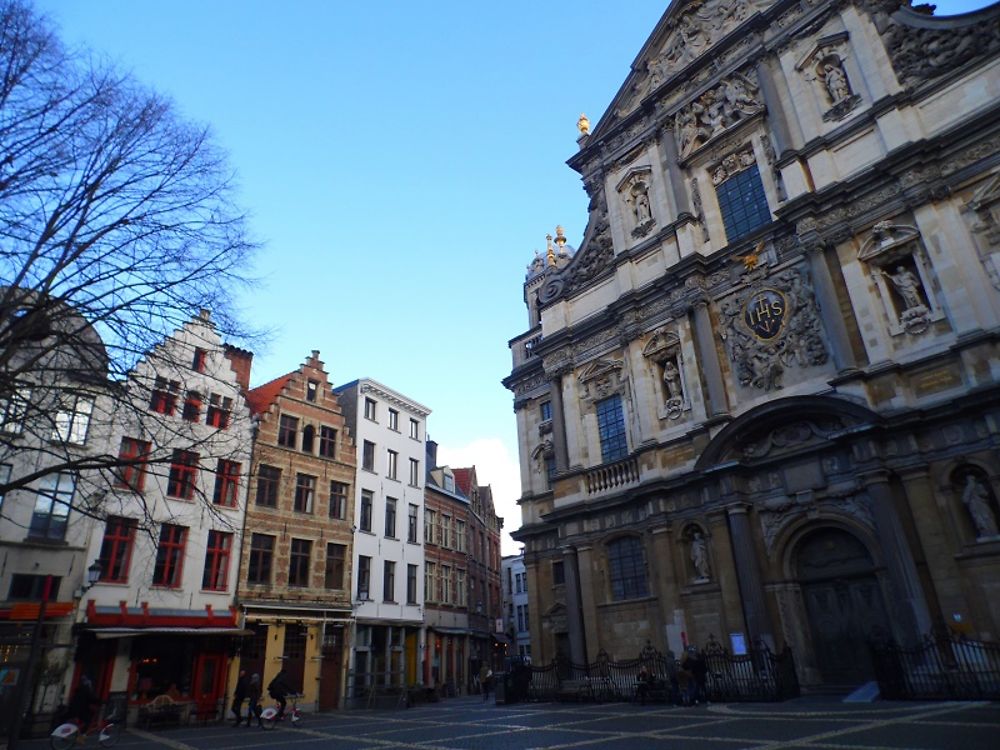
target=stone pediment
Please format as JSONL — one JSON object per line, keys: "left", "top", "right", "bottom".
{"left": 589, "top": 0, "right": 776, "bottom": 139}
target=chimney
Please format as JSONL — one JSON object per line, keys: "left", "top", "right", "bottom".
{"left": 426, "top": 439, "right": 438, "bottom": 470}
{"left": 224, "top": 345, "right": 253, "bottom": 392}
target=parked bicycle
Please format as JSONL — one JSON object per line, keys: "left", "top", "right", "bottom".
{"left": 50, "top": 704, "right": 122, "bottom": 749}
{"left": 260, "top": 692, "right": 302, "bottom": 729}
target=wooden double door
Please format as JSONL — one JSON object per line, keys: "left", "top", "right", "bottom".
{"left": 797, "top": 528, "right": 890, "bottom": 686}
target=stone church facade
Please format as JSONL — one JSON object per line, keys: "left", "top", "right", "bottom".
{"left": 504, "top": 0, "right": 1000, "bottom": 689}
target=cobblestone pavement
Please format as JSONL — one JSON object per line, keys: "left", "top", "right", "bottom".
{"left": 15, "top": 696, "right": 1000, "bottom": 750}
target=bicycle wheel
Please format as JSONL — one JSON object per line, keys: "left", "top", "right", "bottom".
{"left": 98, "top": 721, "right": 122, "bottom": 747}
{"left": 260, "top": 710, "right": 277, "bottom": 730}
{"left": 50, "top": 724, "right": 78, "bottom": 750}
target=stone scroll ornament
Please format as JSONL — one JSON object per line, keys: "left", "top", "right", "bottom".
{"left": 720, "top": 267, "right": 829, "bottom": 391}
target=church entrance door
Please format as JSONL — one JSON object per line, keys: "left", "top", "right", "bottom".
{"left": 795, "top": 527, "right": 889, "bottom": 686}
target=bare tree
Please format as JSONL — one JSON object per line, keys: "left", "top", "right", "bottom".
{"left": 0, "top": 0, "right": 259, "bottom": 525}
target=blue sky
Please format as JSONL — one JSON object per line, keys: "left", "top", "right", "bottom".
{"left": 34, "top": 0, "right": 990, "bottom": 551}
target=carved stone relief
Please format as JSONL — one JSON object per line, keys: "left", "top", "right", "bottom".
{"left": 795, "top": 34, "right": 862, "bottom": 122}
{"left": 879, "top": 7, "right": 1000, "bottom": 87}
{"left": 710, "top": 145, "right": 757, "bottom": 187}
{"left": 758, "top": 492, "right": 875, "bottom": 556}
{"left": 857, "top": 222, "right": 943, "bottom": 336}
{"left": 675, "top": 70, "right": 763, "bottom": 158}
{"left": 578, "top": 357, "right": 628, "bottom": 403}
{"left": 953, "top": 467, "right": 1000, "bottom": 541}
{"left": 719, "top": 266, "right": 830, "bottom": 391}
{"left": 964, "top": 170, "right": 1000, "bottom": 290}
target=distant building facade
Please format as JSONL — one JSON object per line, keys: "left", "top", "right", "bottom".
{"left": 422, "top": 441, "right": 470, "bottom": 693}
{"left": 335, "top": 378, "right": 428, "bottom": 703}
{"left": 237, "top": 351, "right": 356, "bottom": 711}
{"left": 501, "top": 553, "right": 531, "bottom": 662}
{"left": 505, "top": 0, "right": 1000, "bottom": 690}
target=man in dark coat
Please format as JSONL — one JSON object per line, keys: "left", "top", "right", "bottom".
{"left": 231, "top": 669, "right": 249, "bottom": 726}
{"left": 246, "top": 673, "right": 263, "bottom": 727}
{"left": 268, "top": 669, "right": 292, "bottom": 720}
{"left": 67, "top": 676, "right": 98, "bottom": 737}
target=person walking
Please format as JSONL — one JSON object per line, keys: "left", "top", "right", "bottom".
{"left": 478, "top": 663, "right": 492, "bottom": 702}
{"left": 66, "top": 676, "right": 99, "bottom": 740}
{"left": 231, "top": 669, "right": 249, "bottom": 727}
{"left": 246, "top": 673, "right": 263, "bottom": 728}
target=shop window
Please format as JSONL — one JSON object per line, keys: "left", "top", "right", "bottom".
{"left": 149, "top": 377, "right": 179, "bottom": 416}
{"left": 255, "top": 464, "right": 280, "bottom": 507}
{"left": 319, "top": 426, "right": 336, "bottom": 458}
{"left": 212, "top": 460, "right": 240, "bottom": 507}
{"left": 289, "top": 538, "right": 311, "bottom": 587}
{"left": 596, "top": 395, "right": 628, "bottom": 463}
{"left": 29, "top": 472, "right": 74, "bottom": 540}
{"left": 607, "top": 536, "right": 649, "bottom": 601}
{"left": 324, "top": 543, "right": 345, "bottom": 589}
{"left": 152, "top": 524, "right": 187, "bottom": 587}
{"left": 99, "top": 516, "right": 136, "bottom": 583}
{"left": 247, "top": 533, "right": 274, "bottom": 584}
{"left": 167, "top": 449, "right": 199, "bottom": 500}
{"left": 329, "top": 481, "right": 348, "bottom": 519}
{"left": 202, "top": 530, "right": 232, "bottom": 591}
{"left": 114, "top": 437, "right": 150, "bottom": 492}
{"left": 7, "top": 574, "right": 60, "bottom": 601}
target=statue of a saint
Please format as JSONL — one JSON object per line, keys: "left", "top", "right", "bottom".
{"left": 883, "top": 265, "right": 923, "bottom": 310}
{"left": 963, "top": 475, "right": 999, "bottom": 538}
{"left": 662, "top": 360, "right": 682, "bottom": 400}
{"left": 823, "top": 62, "right": 851, "bottom": 103}
{"left": 690, "top": 532, "right": 710, "bottom": 580}
{"left": 632, "top": 185, "right": 652, "bottom": 224}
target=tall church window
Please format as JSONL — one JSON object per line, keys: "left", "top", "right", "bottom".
{"left": 607, "top": 536, "right": 648, "bottom": 601}
{"left": 596, "top": 395, "right": 627, "bottom": 463}
{"left": 715, "top": 164, "right": 771, "bottom": 243}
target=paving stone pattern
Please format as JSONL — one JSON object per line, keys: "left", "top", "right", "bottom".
{"left": 17, "top": 697, "right": 1000, "bottom": 750}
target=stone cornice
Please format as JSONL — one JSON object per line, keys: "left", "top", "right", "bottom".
{"left": 358, "top": 381, "right": 430, "bottom": 418}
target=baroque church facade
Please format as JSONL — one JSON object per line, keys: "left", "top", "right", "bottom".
{"left": 504, "top": 0, "right": 1000, "bottom": 688}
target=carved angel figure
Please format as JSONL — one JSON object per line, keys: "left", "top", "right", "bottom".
{"left": 963, "top": 475, "right": 999, "bottom": 538}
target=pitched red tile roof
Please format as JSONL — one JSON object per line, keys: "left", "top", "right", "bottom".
{"left": 246, "top": 373, "right": 293, "bottom": 415}
{"left": 452, "top": 467, "right": 475, "bottom": 496}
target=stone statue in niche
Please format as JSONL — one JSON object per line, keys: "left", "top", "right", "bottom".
{"left": 962, "top": 474, "right": 999, "bottom": 539}
{"left": 882, "top": 265, "right": 924, "bottom": 310}
{"left": 625, "top": 177, "right": 656, "bottom": 239}
{"left": 660, "top": 356, "right": 685, "bottom": 420}
{"left": 690, "top": 532, "right": 711, "bottom": 582}
{"left": 822, "top": 57, "right": 852, "bottom": 103}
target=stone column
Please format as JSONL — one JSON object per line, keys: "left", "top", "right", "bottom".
{"left": 806, "top": 246, "right": 858, "bottom": 373}
{"left": 650, "top": 525, "right": 679, "bottom": 646}
{"left": 549, "top": 373, "right": 570, "bottom": 471}
{"left": 576, "top": 545, "right": 600, "bottom": 662}
{"left": 726, "top": 504, "right": 775, "bottom": 648}
{"left": 755, "top": 59, "right": 793, "bottom": 156}
{"left": 561, "top": 546, "right": 588, "bottom": 666}
{"left": 660, "top": 127, "right": 691, "bottom": 217}
{"left": 864, "top": 472, "right": 933, "bottom": 644}
{"left": 689, "top": 300, "right": 729, "bottom": 418}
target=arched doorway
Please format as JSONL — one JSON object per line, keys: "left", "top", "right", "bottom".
{"left": 795, "top": 527, "right": 889, "bottom": 686}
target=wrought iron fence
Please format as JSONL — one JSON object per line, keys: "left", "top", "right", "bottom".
{"left": 870, "top": 634, "right": 1000, "bottom": 701}
{"left": 520, "top": 639, "right": 798, "bottom": 704}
